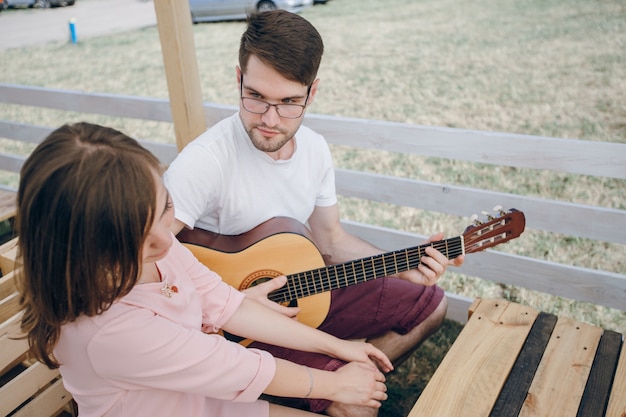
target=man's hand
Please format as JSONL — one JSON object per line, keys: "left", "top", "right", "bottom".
{"left": 397, "top": 233, "right": 464, "bottom": 286}
{"left": 241, "top": 276, "right": 300, "bottom": 318}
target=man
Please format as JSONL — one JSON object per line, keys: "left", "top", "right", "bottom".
{"left": 164, "top": 10, "right": 463, "bottom": 417}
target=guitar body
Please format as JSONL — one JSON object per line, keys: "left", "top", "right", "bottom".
{"left": 178, "top": 217, "right": 332, "bottom": 329}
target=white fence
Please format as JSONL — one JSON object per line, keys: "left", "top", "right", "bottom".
{"left": 1, "top": 83, "right": 625, "bottom": 323}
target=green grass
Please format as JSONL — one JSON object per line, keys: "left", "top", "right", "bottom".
{"left": 382, "top": 319, "right": 463, "bottom": 417}
{"left": 1, "top": 1, "right": 625, "bottom": 415}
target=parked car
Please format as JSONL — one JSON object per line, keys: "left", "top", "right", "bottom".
{"left": 2, "top": 0, "right": 75, "bottom": 8}
{"left": 189, "top": 0, "right": 313, "bottom": 24}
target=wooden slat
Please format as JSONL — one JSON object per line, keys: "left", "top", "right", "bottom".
{"left": 0, "top": 121, "right": 179, "bottom": 168}
{"left": 0, "top": 189, "right": 15, "bottom": 223}
{"left": 0, "top": 85, "right": 173, "bottom": 123}
{"left": 577, "top": 330, "right": 623, "bottom": 417}
{"left": 0, "top": 255, "right": 24, "bottom": 374}
{"left": 518, "top": 317, "right": 603, "bottom": 417}
{"left": 606, "top": 339, "right": 626, "bottom": 417}
{"left": 488, "top": 312, "right": 558, "bottom": 417}
{"left": 0, "top": 270, "right": 16, "bottom": 300}
{"left": 304, "top": 113, "right": 626, "bottom": 180}
{"left": 0, "top": 317, "right": 29, "bottom": 375}
{"left": 0, "top": 361, "right": 60, "bottom": 416}
{"left": 0, "top": 291, "right": 21, "bottom": 324}
{"left": 11, "top": 377, "right": 73, "bottom": 417}
{"left": 0, "top": 237, "right": 18, "bottom": 275}
{"left": 0, "top": 153, "right": 26, "bottom": 174}
{"left": 0, "top": 311, "right": 22, "bottom": 336}
{"left": 0, "top": 121, "right": 52, "bottom": 145}
{"left": 0, "top": 287, "right": 71, "bottom": 417}
{"left": 408, "top": 299, "right": 538, "bottom": 417}
{"left": 335, "top": 169, "right": 626, "bottom": 245}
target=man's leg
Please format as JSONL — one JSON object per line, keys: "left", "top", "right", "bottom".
{"left": 325, "top": 401, "right": 379, "bottom": 417}
{"left": 367, "top": 295, "right": 447, "bottom": 366}
{"left": 323, "top": 290, "right": 448, "bottom": 417}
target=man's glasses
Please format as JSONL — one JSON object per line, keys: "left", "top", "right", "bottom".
{"left": 240, "top": 76, "right": 311, "bottom": 119}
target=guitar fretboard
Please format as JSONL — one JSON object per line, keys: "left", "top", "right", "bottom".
{"left": 268, "top": 236, "right": 464, "bottom": 303}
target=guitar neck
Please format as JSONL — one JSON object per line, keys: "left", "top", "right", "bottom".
{"left": 268, "top": 236, "right": 464, "bottom": 303}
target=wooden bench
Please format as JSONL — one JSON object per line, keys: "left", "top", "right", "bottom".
{"left": 408, "top": 298, "right": 625, "bottom": 417}
{"left": 0, "top": 190, "right": 16, "bottom": 224}
{"left": 0, "top": 233, "right": 76, "bottom": 417}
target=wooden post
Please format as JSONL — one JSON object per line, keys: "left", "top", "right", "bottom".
{"left": 153, "top": 0, "right": 206, "bottom": 151}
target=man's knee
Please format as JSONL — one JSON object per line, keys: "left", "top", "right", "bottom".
{"left": 405, "top": 293, "right": 448, "bottom": 337}
{"left": 428, "top": 294, "right": 448, "bottom": 331}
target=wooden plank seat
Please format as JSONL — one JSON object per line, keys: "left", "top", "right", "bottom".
{"left": 0, "top": 190, "right": 16, "bottom": 224}
{"left": 0, "top": 238, "right": 76, "bottom": 417}
{"left": 408, "top": 298, "right": 625, "bottom": 417}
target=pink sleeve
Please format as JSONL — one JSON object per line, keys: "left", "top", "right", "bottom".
{"left": 88, "top": 307, "right": 276, "bottom": 402}
{"left": 169, "top": 238, "right": 245, "bottom": 333}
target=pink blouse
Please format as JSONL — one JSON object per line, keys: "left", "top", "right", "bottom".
{"left": 54, "top": 237, "right": 274, "bottom": 417}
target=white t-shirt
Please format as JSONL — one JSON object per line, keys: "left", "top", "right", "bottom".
{"left": 164, "top": 113, "right": 337, "bottom": 235}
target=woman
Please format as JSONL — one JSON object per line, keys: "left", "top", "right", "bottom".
{"left": 16, "top": 122, "right": 392, "bottom": 417}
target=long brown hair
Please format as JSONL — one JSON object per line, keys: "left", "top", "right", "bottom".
{"left": 239, "top": 10, "right": 324, "bottom": 87}
{"left": 16, "top": 122, "right": 162, "bottom": 368}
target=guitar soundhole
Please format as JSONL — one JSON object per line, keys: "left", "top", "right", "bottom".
{"left": 240, "top": 269, "right": 282, "bottom": 290}
{"left": 223, "top": 269, "right": 297, "bottom": 343}
{"left": 241, "top": 269, "right": 297, "bottom": 308}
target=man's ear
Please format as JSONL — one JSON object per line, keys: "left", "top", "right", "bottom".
{"left": 236, "top": 66, "right": 242, "bottom": 85}
{"left": 307, "top": 78, "right": 320, "bottom": 106}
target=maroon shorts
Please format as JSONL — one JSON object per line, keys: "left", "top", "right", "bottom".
{"left": 249, "top": 277, "right": 444, "bottom": 412}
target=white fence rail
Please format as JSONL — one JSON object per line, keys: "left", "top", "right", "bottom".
{"left": 1, "top": 83, "right": 624, "bottom": 323}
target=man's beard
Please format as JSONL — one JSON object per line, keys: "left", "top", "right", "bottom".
{"left": 246, "top": 124, "right": 296, "bottom": 153}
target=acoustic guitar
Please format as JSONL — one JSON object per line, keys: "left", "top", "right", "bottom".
{"left": 177, "top": 208, "right": 526, "bottom": 336}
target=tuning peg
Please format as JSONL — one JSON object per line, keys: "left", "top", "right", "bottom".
{"left": 482, "top": 210, "right": 495, "bottom": 220}
{"left": 470, "top": 213, "right": 481, "bottom": 225}
{"left": 493, "top": 205, "right": 507, "bottom": 216}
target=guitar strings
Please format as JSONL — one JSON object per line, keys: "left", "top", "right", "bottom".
{"left": 269, "top": 238, "right": 464, "bottom": 303}
{"left": 271, "top": 241, "right": 464, "bottom": 302}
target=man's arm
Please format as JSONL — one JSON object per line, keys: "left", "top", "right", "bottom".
{"left": 307, "top": 205, "right": 464, "bottom": 286}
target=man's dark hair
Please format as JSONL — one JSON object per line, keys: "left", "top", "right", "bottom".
{"left": 239, "top": 10, "right": 324, "bottom": 86}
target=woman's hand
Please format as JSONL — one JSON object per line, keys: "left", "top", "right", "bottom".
{"left": 331, "top": 362, "right": 388, "bottom": 408}
{"left": 241, "top": 276, "right": 300, "bottom": 318}
{"left": 333, "top": 339, "right": 393, "bottom": 373}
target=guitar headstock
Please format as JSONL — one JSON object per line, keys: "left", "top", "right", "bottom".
{"left": 463, "top": 207, "right": 526, "bottom": 254}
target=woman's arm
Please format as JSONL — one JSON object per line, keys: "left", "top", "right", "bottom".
{"left": 266, "top": 359, "right": 387, "bottom": 408}
{"left": 222, "top": 297, "right": 393, "bottom": 373}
